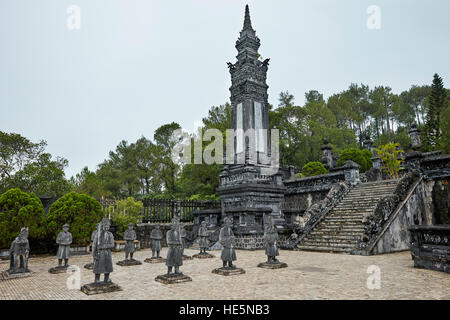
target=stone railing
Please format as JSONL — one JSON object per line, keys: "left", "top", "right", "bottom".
{"left": 409, "top": 225, "right": 450, "bottom": 273}
{"left": 285, "top": 181, "right": 351, "bottom": 249}
{"left": 353, "top": 172, "right": 422, "bottom": 254}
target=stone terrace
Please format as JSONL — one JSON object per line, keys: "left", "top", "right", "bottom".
{"left": 0, "top": 249, "right": 449, "bottom": 300}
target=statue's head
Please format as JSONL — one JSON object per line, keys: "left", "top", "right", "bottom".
{"left": 19, "top": 227, "right": 29, "bottom": 239}
{"left": 224, "top": 217, "right": 232, "bottom": 227}
{"left": 101, "top": 218, "right": 110, "bottom": 231}
{"left": 155, "top": 224, "right": 160, "bottom": 230}
{"left": 62, "top": 224, "right": 70, "bottom": 232}
{"left": 128, "top": 223, "right": 134, "bottom": 230}
{"left": 171, "top": 217, "right": 179, "bottom": 230}
{"left": 201, "top": 221, "right": 207, "bottom": 227}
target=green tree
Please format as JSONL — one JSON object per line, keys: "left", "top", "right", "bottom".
{"left": 337, "top": 148, "right": 372, "bottom": 172}
{"left": 0, "top": 132, "right": 69, "bottom": 196}
{"left": 108, "top": 197, "right": 143, "bottom": 238}
{"left": 0, "top": 188, "right": 46, "bottom": 248}
{"left": 154, "top": 122, "right": 182, "bottom": 197}
{"left": 423, "top": 74, "right": 447, "bottom": 150}
{"left": 46, "top": 192, "right": 103, "bottom": 245}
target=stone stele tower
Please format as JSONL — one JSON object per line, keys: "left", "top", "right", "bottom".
{"left": 215, "top": 5, "right": 287, "bottom": 249}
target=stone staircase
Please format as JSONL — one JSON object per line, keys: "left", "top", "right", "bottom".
{"left": 297, "top": 179, "right": 399, "bottom": 253}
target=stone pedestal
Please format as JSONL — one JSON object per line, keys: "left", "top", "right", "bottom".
{"left": 48, "top": 266, "right": 70, "bottom": 274}
{"left": 80, "top": 282, "right": 122, "bottom": 295}
{"left": 0, "top": 269, "right": 33, "bottom": 281}
{"left": 155, "top": 273, "right": 192, "bottom": 284}
{"left": 182, "top": 255, "right": 193, "bottom": 260}
{"left": 116, "top": 259, "right": 142, "bottom": 266}
{"left": 144, "top": 257, "right": 166, "bottom": 264}
{"left": 257, "top": 261, "right": 288, "bottom": 269}
{"left": 192, "top": 252, "right": 215, "bottom": 259}
{"left": 212, "top": 267, "right": 245, "bottom": 276}
{"left": 84, "top": 262, "right": 94, "bottom": 270}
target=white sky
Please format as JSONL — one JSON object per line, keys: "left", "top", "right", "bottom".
{"left": 1, "top": 0, "right": 449, "bottom": 178}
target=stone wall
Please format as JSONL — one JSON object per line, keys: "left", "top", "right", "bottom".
{"left": 233, "top": 233, "right": 291, "bottom": 250}
{"left": 135, "top": 223, "right": 194, "bottom": 248}
{"left": 371, "top": 180, "right": 427, "bottom": 254}
{"left": 283, "top": 171, "right": 347, "bottom": 218}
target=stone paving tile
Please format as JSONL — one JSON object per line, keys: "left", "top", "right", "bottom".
{"left": 0, "top": 249, "right": 448, "bottom": 300}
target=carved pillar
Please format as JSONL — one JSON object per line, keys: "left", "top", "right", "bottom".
{"left": 342, "top": 160, "right": 361, "bottom": 186}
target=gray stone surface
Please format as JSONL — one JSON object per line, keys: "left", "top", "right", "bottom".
{"left": 257, "top": 262, "right": 288, "bottom": 269}
{"left": 155, "top": 273, "right": 192, "bottom": 284}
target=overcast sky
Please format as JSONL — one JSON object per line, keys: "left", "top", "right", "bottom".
{"left": 1, "top": 0, "right": 449, "bottom": 178}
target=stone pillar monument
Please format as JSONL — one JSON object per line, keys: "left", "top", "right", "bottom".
{"left": 214, "top": 5, "right": 287, "bottom": 250}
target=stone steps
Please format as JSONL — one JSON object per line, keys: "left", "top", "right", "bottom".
{"left": 297, "top": 179, "right": 400, "bottom": 253}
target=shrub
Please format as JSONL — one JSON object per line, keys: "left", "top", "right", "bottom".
{"left": 109, "top": 197, "right": 143, "bottom": 239}
{"left": 337, "top": 148, "right": 372, "bottom": 172}
{"left": 0, "top": 188, "right": 46, "bottom": 248}
{"left": 293, "top": 172, "right": 305, "bottom": 179}
{"left": 46, "top": 192, "right": 103, "bottom": 245}
{"left": 301, "top": 162, "right": 328, "bottom": 177}
{"left": 374, "top": 142, "right": 405, "bottom": 179}
{"left": 188, "top": 194, "right": 220, "bottom": 201}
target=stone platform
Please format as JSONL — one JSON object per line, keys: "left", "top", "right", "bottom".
{"left": 116, "top": 259, "right": 142, "bottom": 266}
{"left": 144, "top": 257, "right": 166, "bottom": 264}
{"left": 257, "top": 261, "right": 288, "bottom": 269}
{"left": 80, "top": 282, "right": 122, "bottom": 295}
{"left": 155, "top": 273, "right": 192, "bottom": 284}
{"left": 84, "top": 262, "right": 93, "bottom": 270}
{"left": 212, "top": 267, "right": 245, "bottom": 276}
{"left": 192, "top": 253, "right": 215, "bottom": 259}
{"left": 48, "top": 266, "right": 70, "bottom": 274}
{"left": 0, "top": 270, "right": 34, "bottom": 281}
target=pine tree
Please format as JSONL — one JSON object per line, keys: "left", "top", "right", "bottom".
{"left": 424, "top": 73, "right": 447, "bottom": 150}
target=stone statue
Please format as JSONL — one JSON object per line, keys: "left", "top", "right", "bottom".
{"left": 92, "top": 218, "right": 114, "bottom": 283}
{"left": 198, "top": 221, "right": 209, "bottom": 254}
{"left": 212, "top": 217, "right": 245, "bottom": 276}
{"left": 116, "top": 223, "right": 141, "bottom": 266}
{"left": 123, "top": 223, "right": 136, "bottom": 261}
{"left": 193, "top": 221, "right": 215, "bottom": 259}
{"left": 165, "top": 218, "right": 183, "bottom": 276}
{"left": 56, "top": 224, "right": 72, "bottom": 267}
{"left": 150, "top": 224, "right": 163, "bottom": 258}
{"left": 257, "top": 217, "right": 287, "bottom": 269}
{"left": 84, "top": 223, "right": 99, "bottom": 270}
{"left": 263, "top": 218, "right": 279, "bottom": 263}
{"left": 154, "top": 218, "right": 192, "bottom": 284}
{"left": 219, "top": 217, "right": 237, "bottom": 268}
{"left": 9, "top": 227, "right": 30, "bottom": 274}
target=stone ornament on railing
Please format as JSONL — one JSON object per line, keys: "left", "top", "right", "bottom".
{"left": 355, "top": 172, "right": 421, "bottom": 252}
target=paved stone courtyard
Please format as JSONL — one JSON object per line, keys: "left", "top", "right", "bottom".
{"left": 0, "top": 248, "right": 449, "bottom": 300}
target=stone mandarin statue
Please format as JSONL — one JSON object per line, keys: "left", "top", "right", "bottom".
{"left": 198, "top": 221, "right": 209, "bottom": 254}
{"left": 123, "top": 223, "right": 137, "bottom": 261}
{"left": 219, "top": 217, "right": 237, "bottom": 268}
{"left": 9, "top": 227, "right": 30, "bottom": 274}
{"left": 84, "top": 223, "right": 99, "bottom": 270}
{"left": 264, "top": 218, "right": 279, "bottom": 263}
{"left": 165, "top": 218, "right": 183, "bottom": 276}
{"left": 56, "top": 224, "right": 72, "bottom": 267}
{"left": 193, "top": 221, "right": 214, "bottom": 259}
{"left": 258, "top": 217, "right": 287, "bottom": 269}
{"left": 92, "top": 218, "right": 115, "bottom": 283}
{"left": 150, "top": 224, "right": 163, "bottom": 258}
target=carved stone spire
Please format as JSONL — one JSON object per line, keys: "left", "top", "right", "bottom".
{"left": 243, "top": 4, "right": 254, "bottom": 31}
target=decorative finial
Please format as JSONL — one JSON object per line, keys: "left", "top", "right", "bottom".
{"left": 243, "top": 4, "right": 253, "bottom": 31}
